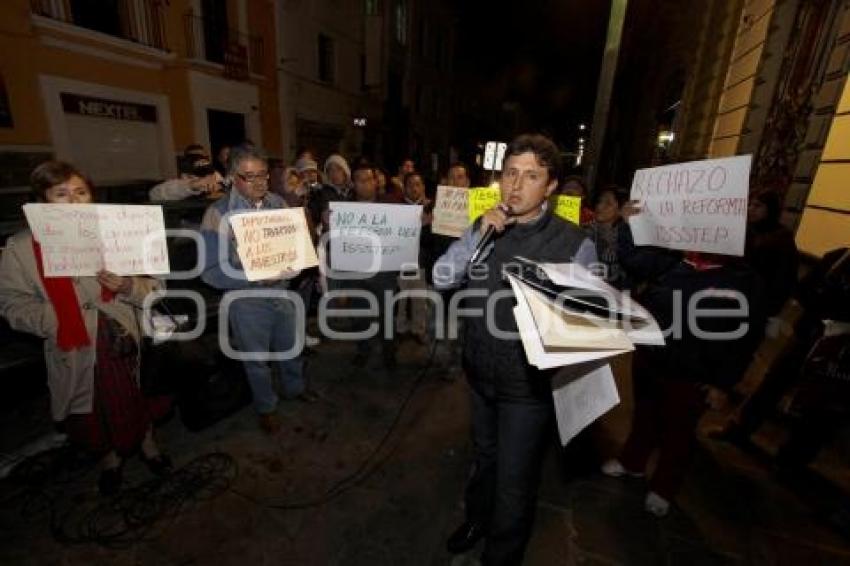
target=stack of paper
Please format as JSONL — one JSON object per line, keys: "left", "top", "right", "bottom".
{"left": 507, "top": 260, "right": 663, "bottom": 369}
{"left": 505, "top": 259, "right": 665, "bottom": 445}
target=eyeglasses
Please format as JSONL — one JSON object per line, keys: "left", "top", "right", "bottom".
{"left": 236, "top": 171, "right": 269, "bottom": 185}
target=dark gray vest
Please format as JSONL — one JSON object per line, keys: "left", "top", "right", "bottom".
{"left": 463, "top": 208, "right": 589, "bottom": 400}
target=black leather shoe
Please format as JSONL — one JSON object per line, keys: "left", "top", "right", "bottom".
{"left": 446, "top": 521, "right": 486, "bottom": 554}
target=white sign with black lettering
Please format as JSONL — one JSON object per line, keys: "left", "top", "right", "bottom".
{"left": 432, "top": 185, "right": 469, "bottom": 237}
{"left": 329, "top": 203, "right": 422, "bottom": 272}
{"left": 228, "top": 208, "right": 318, "bottom": 281}
{"left": 23, "top": 203, "right": 169, "bottom": 276}
{"left": 627, "top": 155, "right": 751, "bottom": 256}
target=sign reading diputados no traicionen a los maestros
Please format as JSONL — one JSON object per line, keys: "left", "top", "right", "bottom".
{"left": 329, "top": 202, "right": 422, "bottom": 272}
{"left": 23, "top": 203, "right": 169, "bottom": 277}
{"left": 627, "top": 155, "right": 751, "bottom": 256}
{"left": 228, "top": 208, "right": 318, "bottom": 281}
{"left": 432, "top": 185, "right": 469, "bottom": 237}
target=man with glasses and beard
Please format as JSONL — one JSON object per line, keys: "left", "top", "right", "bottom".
{"left": 200, "top": 144, "right": 315, "bottom": 435}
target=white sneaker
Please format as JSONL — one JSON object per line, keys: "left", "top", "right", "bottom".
{"left": 644, "top": 491, "right": 670, "bottom": 517}
{"left": 600, "top": 458, "right": 644, "bottom": 478}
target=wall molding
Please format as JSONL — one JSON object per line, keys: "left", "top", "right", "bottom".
{"left": 40, "top": 35, "right": 165, "bottom": 70}
{"left": 32, "top": 14, "right": 175, "bottom": 61}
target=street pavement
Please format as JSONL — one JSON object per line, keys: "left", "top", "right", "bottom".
{"left": 2, "top": 337, "right": 850, "bottom": 565}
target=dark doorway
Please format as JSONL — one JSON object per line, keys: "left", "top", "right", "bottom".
{"left": 207, "top": 109, "right": 246, "bottom": 162}
{"left": 201, "top": 0, "right": 229, "bottom": 64}
{"left": 384, "top": 69, "right": 409, "bottom": 169}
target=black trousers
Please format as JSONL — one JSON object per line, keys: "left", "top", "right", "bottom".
{"left": 339, "top": 272, "right": 398, "bottom": 357}
{"left": 465, "top": 384, "right": 553, "bottom": 566}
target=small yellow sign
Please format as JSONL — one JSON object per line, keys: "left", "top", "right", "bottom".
{"left": 551, "top": 195, "right": 582, "bottom": 225}
{"left": 468, "top": 187, "right": 502, "bottom": 223}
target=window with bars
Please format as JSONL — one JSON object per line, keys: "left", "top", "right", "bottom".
{"left": 30, "top": 0, "right": 168, "bottom": 50}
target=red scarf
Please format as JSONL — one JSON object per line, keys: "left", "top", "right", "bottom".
{"left": 683, "top": 251, "right": 723, "bottom": 271}
{"left": 32, "top": 240, "right": 115, "bottom": 352}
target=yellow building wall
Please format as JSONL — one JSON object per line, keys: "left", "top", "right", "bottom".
{"left": 839, "top": 74, "right": 850, "bottom": 111}
{"left": 796, "top": 75, "right": 850, "bottom": 258}
{"left": 0, "top": 1, "right": 52, "bottom": 145}
{"left": 0, "top": 0, "right": 194, "bottom": 149}
{"left": 0, "top": 34, "right": 51, "bottom": 145}
{"left": 249, "top": 0, "right": 282, "bottom": 156}
{"left": 0, "top": 0, "right": 281, "bottom": 157}
{"left": 708, "top": 0, "right": 776, "bottom": 157}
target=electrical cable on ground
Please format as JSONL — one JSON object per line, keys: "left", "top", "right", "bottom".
{"left": 0, "top": 339, "right": 445, "bottom": 546}
{"left": 228, "top": 338, "right": 441, "bottom": 510}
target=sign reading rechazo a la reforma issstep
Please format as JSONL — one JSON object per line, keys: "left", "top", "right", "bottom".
{"left": 627, "top": 155, "right": 751, "bottom": 256}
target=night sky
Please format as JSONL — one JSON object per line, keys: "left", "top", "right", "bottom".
{"left": 455, "top": 0, "right": 611, "bottom": 145}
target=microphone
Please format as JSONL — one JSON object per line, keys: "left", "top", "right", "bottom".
{"left": 469, "top": 204, "right": 512, "bottom": 266}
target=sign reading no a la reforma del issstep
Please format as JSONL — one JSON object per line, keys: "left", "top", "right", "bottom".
{"left": 329, "top": 202, "right": 422, "bottom": 272}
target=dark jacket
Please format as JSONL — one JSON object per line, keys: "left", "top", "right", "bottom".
{"left": 308, "top": 183, "right": 352, "bottom": 231}
{"left": 461, "top": 210, "right": 591, "bottom": 401}
{"left": 616, "top": 221, "right": 680, "bottom": 289}
{"left": 797, "top": 248, "right": 850, "bottom": 321}
{"left": 638, "top": 260, "right": 764, "bottom": 390}
{"left": 746, "top": 220, "right": 798, "bottom": 317}
{"left": 585, "top": 219, "right": 630, "bottom": 290}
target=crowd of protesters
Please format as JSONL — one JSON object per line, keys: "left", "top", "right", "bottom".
{"left": 1, "top": 132, "right": 848, "bottom": 566}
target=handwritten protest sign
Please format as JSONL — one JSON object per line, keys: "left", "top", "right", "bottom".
{"left": 329, "top": 202, "right": 422, "bottom": 272}
{"left": 627, "top": 155, "right": 751, "bottom": 256}
{"left": 551, "top": 195, "right": 581, "bottom": 225}
{"left": 23, "top": 204, "right": 169, "bottom": 276}
{"left": 228, "top": 208, "right": 318, "bottom": 281}
{"left": 468, "top": 187, "right": 502, "bottom": 223}
{"left": 432, "top": 185, "right": 469, "bottom": 237}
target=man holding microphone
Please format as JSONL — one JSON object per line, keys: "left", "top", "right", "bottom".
{"left": 433, "top": 134, "right": 596, "bottom": 565}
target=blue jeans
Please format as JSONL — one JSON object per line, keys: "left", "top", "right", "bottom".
{"left": 228, "top": 295, "right": 305, "bottom": 414}
{"left": 465, "top": 385, "right": 553, "bottom": 566}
